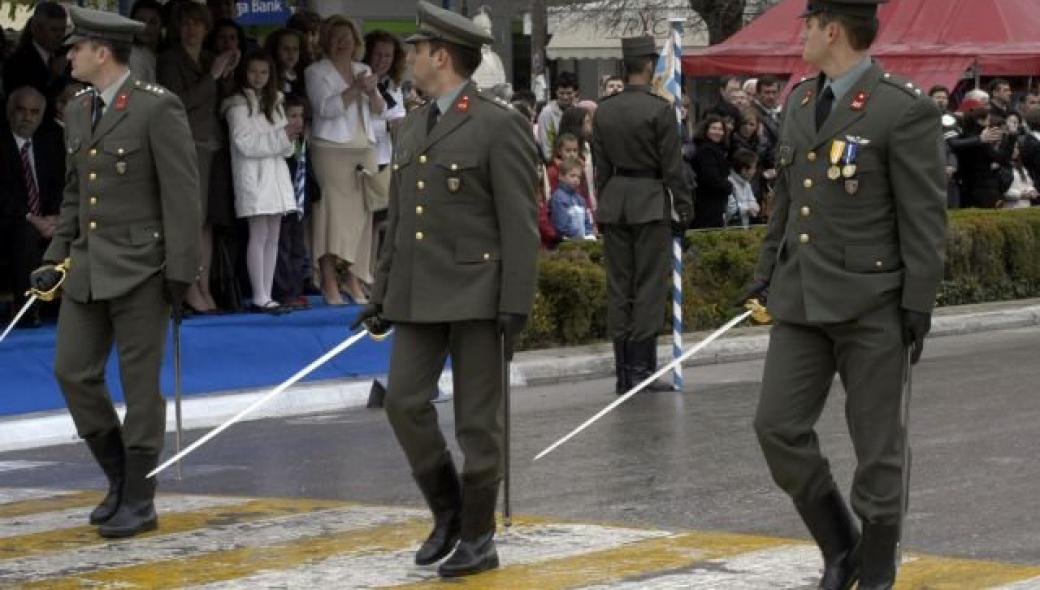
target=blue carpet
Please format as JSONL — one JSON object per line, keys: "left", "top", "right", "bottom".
{"left": 0, "top": 300, "right": 392, "bottom": 417}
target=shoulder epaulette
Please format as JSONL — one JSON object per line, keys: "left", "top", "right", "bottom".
{"left": 74, "top": 86, "right": 93, "bottom": 98}
{"left": 476, "top": 91, "right": 511, "bottom": 110}
{"left": 879, "top": 72, "right": 922, "bottom": 98}
{"left": 132, "top": 79, "right": 168, "bottom": 96}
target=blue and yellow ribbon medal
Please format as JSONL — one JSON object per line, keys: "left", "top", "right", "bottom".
{"left": 842, "top": 142, "right": 858, "bottom": 178}
{"left": 827, "top": 139, "right": 846, "bottom": 180}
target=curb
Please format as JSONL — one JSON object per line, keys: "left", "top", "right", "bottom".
{"left": 2, "top": 301, "right": 1038, "bottom": 453}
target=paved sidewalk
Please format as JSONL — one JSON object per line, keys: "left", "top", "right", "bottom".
{"left": 2, "top": 299, "right": 1038, "bottom": 452}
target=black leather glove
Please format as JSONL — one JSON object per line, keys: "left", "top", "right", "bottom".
{"left": 351, "top": 303, "right": 392, "bottom": 336}
{"left": 498, "top": 313, "right": 527, "bottom": 361}
{"left": 164, "top": 279, "right": 191, "bottom": 323}
{"left": 29, "top": 265, "right": 63, "bottom": 293}
{"left": 901, "top": 309, "right": 931, "bottom": 364}
{"left": 736, "top": 279, "right": 770, "bottom": 307}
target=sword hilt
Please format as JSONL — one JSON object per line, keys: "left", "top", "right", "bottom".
{"left": 745, "top": 298, "right": 772, "bottom": 324}
{"left": 26, "top": 258, "right": 71, "bottom": 302}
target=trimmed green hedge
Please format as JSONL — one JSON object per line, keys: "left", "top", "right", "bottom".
{"left": 519, "top": 208, "right": 1040, "bottom": 350}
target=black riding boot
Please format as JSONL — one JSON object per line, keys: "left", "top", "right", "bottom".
{"left": 438, "top": 482, "right": 500, "bottom": 577}
{"left": 626, "top": 338, "right": 672, "bottom": 392}
{"left": 858, "top": 522, "right": 900, "bottom": 589}
{"left": 612, "top": 338, "right": 630, "bottom": 394}
{"left": 795, "top": 488, "right": 861, "bottom": 590}
{"left": 413, "top": 457, "right": 463, "bottom": 565}
{"left": 98, "top": 451, "right": 159, "bottom": 538}
{"left": 84, "top": 428, "right": 125, "bottom": 525}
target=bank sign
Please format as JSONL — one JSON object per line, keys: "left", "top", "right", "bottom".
{"left": 235, "top": 0, "right": 292, "bottom": 25}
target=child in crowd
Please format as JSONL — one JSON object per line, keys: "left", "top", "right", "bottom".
{"left": 545, "top": 132, "right": 583, "bottom": 194}
{"left": 265, "top": 28, "right": 307, "bottom": 99}
{"left": 222, "top": 50, "right": 297, "bottom": 312}
{"left": 1003, "top": 141, "right": 1039, "bottom": 209}
{"left": 726, "top": 148, "right": 762, "bottom": 228}
{"left": 273, "top": 94, "right": 316, "bottom": 308}
{"left": 550, "top": 158, "right": 595, "bottom": 241}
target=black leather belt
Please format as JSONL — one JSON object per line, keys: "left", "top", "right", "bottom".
{"left": 614, "top": 167, "right": 661, "bottom": 179}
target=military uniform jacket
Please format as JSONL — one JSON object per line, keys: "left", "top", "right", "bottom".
{"left": 591, "top": 85, "right": 693, "bottom": 225}
{"left": 371, "top": 82, "right": 539, "bottom": 322}
{"left": 753, "top": 63, "right": 947, "bottom": 324}
{"left": 44, "top": 77, "right": 201, "bottom": 302}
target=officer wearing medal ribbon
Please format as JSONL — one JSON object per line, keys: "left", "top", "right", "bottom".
{"left": 740, "top": 1, "right": 946, "bottom": 588}
{"left": 28, "top": 6, "right": 200, "bottom": 539}
{"left": 592, "top": 36, "right": 693, "bottom": 395}
{"left": 352, "top": 0, "right": 538, "bottom": 578}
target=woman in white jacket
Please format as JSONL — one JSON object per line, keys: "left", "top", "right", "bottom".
{"left": 223, "top": 50, "right": 296, "bottom": 311}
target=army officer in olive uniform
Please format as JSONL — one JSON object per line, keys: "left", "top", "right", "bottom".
{"left": 30, "top": 6, "right": 200, "bottom": 539}
{"left": 741, "top": 1, "right": 946, "bottom": 588}
{"left": 592, "top": 36, "right": 693, "bottom": 395}
{"left": 353, "top": 0, "right": 538, "bottom": 579}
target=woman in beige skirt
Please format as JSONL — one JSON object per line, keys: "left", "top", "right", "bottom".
{"left": 304, "top": 15, "right": 385, "bottom": 304}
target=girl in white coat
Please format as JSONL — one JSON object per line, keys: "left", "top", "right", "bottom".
{"left": 223, "top": 51, "right": 297, "bottom": 311}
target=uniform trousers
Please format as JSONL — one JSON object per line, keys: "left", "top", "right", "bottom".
{"left": 602, "top": 221, "right": 670, "bottom": 341}
{"left": 385, "top": 320, "right": 503, "bottom": 486}
{"left": 754, "top": 299, "right": 908, "bottom": 524}
{"left": 54, "top": 273, "right": 170, "bottom": 453}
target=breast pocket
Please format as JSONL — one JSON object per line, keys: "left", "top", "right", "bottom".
{"left": 432, "top": 152, "right": 481, "bottom": 197}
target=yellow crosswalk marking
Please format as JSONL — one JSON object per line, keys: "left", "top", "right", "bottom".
{"left": 0, "top": 491, "right": 101, "bottom": 520}
{"left": 397, "top": 529, "right": 792, "bottom": 590}
{"left": 0, "top": 496, "right": 349, "bottom": 561}
{"left": 23, "top": 517, "right": 432, "bottom": 589}
{"left": 896, "top": 554, "right": 1040, "bottom": 588}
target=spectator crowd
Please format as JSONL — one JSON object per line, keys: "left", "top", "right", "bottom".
{"left": 2, "top": 2, "right": 1038, "bottom": 329}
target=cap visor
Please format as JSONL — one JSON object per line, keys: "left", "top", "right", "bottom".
{"left": 404, "top": 32, "right": 435, "bottom": 44}
{"left": 64, "top": 32, "right": 90, "bottom": 45}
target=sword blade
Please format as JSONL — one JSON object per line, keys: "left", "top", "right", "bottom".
{"left": 148, "top": 328, "right": 376, "bottom": 478}
{"left": 173, "top": 319, "right": 183, "bottom": 480}
{"left": 502, "top": 332, "right": 512, "bottom": 527}
{"left": 896, "top": 344, "right": 914, "bottom": 565}
{"left": 533, "top": 309, "right": 753, "bottom": 462}
{"left": 0, "top": 296, "right": 38, "bottom": 344}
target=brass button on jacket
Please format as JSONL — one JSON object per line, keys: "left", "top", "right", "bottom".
{"left": 799, "top": 233, "right": 810, "bottom": 244}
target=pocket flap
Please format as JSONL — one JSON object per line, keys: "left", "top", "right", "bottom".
{"left": 844, "top": 244, "right": 901, "bottom": 273}
{"left": 454, "top": 238, "right": 499, "bottom": 263}
{"left": 102, "top": 139, "right": 141, "bottom": 157}
{"left": 130, "top": 225, "right": 163, "bottom": 246}
{"left": 433, "top": 153, "right": 479, "bottom": 171}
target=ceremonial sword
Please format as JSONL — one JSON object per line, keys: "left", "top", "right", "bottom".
{"left": 533, "top": 301, "right": 770, "bottom": 461}
{"left": 501, "top": 331, "right": 512, "bottom": 527}
{"left": 148, "top": 325, "right": 392, "bottom": 479}
{"left": 173, "top": 317, "right": 184, "bottom": 480}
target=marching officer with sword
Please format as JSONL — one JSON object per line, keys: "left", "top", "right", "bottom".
{"left": 741, "top": 0, "right": 946, "bottom": 587}
{"left": 592, "top": 36, "right": 694, "bottom": 395}
{"left": 28, "top": 6, "right": 199, "bottom": 538}
{"left": 352, "top": 0, "right": 539, "bottom": 578}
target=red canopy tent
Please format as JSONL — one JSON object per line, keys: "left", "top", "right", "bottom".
{"left": 683, "top": 0, "right": 1040, "bottom": 94}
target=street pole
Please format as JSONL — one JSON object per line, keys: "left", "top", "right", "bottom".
{"left": 530, "top": 0, "right": 547, "bottom": 101}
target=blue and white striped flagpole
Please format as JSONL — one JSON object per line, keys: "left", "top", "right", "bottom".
{"left": 654, "top": 19, "right": 686, "bottom": 391}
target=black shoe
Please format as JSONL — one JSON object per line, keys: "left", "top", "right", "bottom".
{"left": 858, "top": 522, "right": 899, "bottom": 589}
{"left": 438, "top": 482, "right": 499, "bottom": 578}
{"left": 98, "top": 451, "right": 159, "bottom": 538}
{"left": 626, "top": 338, "right": 673, "bottom": 392}
{"left": 84, "top": 429, "right": 125, "bottom": 525}
{"left": 795, "top": 488, "right": 861, "bottom": 590}
{"left": 413, "top": 458, "right": 462, "bottom": 565}
{"left": 612, "top": 338, "right": 630, "bottom": 394}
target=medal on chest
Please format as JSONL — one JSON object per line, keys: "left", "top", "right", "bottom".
{"left": 827, "top": 140, "right": 846, "bottom": 180}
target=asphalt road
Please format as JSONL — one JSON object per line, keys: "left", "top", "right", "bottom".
{"left": 4, "top": 325, "right": 1039, "bottom": 567}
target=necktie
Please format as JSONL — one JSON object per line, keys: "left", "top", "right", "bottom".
{"left": 293, "top": 141, "right": 307, "bottom": 220}
{"left": 815, "top": 85, "right": 835, "bottom": 131}
{"left": 20, "top": 141, "right": 41, "bottom": 216}
{"left": 92, "top": 94, "right": 105, "bottom": 131}
{"left": 427, "top": 102, "right": 440, "bottom": 134}
{"left": 378, "top": 79, "right": 397, "bottom": 109}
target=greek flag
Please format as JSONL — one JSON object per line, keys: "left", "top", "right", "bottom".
{"left": 653, "top": 19, "right": 684, "bottom": 128}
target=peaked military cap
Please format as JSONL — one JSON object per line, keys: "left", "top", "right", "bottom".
{"left": 621, "top": 36, "right": 656, "bottom": 59}
{"left": 65, "top": 5, "right": 144, "bottom": 45}
{"left": 405, "top": 0, "right": 493, "bottom": 49}
{"left": 800, "top": 0, "right": 889, "bottom": 19}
